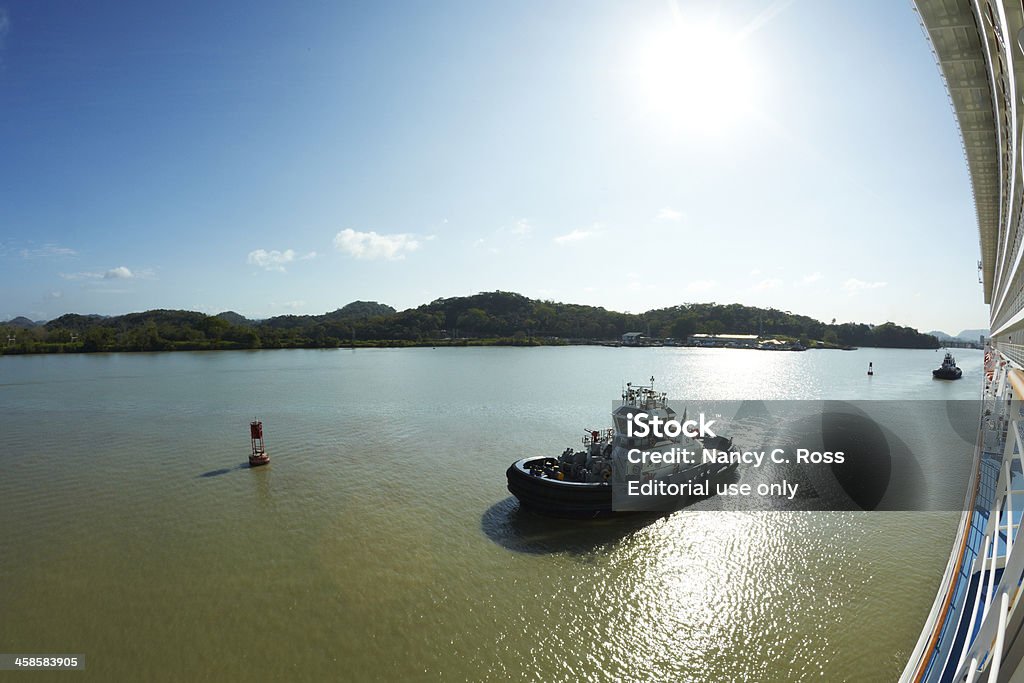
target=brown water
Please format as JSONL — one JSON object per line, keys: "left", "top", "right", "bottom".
{"left": 0, "top": 347, "right": 981, "bottom": 680}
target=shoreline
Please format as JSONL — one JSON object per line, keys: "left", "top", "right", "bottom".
{"left": 0, "top": 338, "right": 956, "bottom": 357}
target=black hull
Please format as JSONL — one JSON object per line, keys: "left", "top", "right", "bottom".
{"left": 506, "top": 455, "right": 735, "bottom": 518}
{"left": 506, "top": 458, "right": 613, "bottom": 518}
{"left": 932, "top": 369, "right": 962, "bottom": 380}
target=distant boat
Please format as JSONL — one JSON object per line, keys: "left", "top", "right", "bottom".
{"left": 932, "top": 352, "right": 962, "bottom": 380}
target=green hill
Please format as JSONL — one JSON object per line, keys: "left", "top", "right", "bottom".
{"left": 0, "top": 291, "right": 939, "bottom": 354}
{"left": 215, "top": 311, "right": 251, "bottom": 326}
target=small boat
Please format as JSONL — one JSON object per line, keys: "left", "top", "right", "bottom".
{"left": 506, "top": 378, "right": 733, "bottom": 518}
{"left": 932, "top": 352, "right": 963, "bottom": 380}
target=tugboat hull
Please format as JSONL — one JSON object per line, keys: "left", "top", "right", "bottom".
{"left": 932, "top": 352, "right": 963, "bottom": 380}
{"left": 506, "top": 454, "right": 735, "bottom": 518}
{"left": 505, "top": 379, "right": 735, "bottom": 518}
{"left": 506, "top": 457, "right": 613, "bottom": 518}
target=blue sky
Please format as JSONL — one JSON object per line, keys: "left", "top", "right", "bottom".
{"left": 0, "top": 0, "right": 990, "bottom": 333}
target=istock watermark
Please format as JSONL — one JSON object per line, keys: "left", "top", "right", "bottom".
{"left": 610, "top": 399, "right": 979, "bottom": 512}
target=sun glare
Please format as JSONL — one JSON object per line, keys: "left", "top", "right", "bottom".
{"left": 629, "top": 19, "right": 757, "bottom": 135}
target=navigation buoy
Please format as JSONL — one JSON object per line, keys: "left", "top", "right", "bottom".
{"left": 867, "top": 362, "right": 874, "bottom": 376}
{"left": 249, "top": 419, "right": 270, "bottom": 467}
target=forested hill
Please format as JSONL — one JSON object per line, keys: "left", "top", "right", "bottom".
{"left": 1, "top": 291, "right": 939, "bottom": 353}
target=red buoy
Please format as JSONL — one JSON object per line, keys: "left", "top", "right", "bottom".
{"left": 249, "top": 419, "right": 270, "bottom": 467}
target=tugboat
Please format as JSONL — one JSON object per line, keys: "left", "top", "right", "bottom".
{"left": 932, "top": 352, "right": 963, "bottom": 380}
{"left": 506, "top": 378, "right": 733, "bottom": 517}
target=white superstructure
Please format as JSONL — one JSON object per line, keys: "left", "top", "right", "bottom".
{"left": 905, "top": 2, "right": 1024, "bottom": 680}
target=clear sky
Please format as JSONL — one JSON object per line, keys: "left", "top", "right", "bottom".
{"left": 0, "top": 0, "right": 991, "bottom": 334}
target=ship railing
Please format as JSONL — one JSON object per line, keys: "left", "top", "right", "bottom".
{"left": 994, "top": 342, "right": 1024, "bottom": 369}
{"left": 901, "top": 428, "right": 986, "bottom": 682}
{"left": 942, "top": 357, "right": 1024, "bottom": 682}
{"left": 901, "top": 347, "right": 1019, "bottom": 682}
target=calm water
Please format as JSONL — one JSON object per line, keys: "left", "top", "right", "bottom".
{"left": 0, "top": 346, "right": 984, "bottom": 681}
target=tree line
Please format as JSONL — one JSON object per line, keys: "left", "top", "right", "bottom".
{"left": 0, "top": 291, "right": 939, "bottom": 354}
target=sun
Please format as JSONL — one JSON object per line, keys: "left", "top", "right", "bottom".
{"left": 628, "top": 19, "right": 757, "bottom": 135}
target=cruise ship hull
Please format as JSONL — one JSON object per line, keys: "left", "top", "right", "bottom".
{"left": 905, "top": 2, "right": 1024, "bottom": 680}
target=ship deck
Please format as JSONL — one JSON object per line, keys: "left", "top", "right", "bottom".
{"left": 920, "top": 451, "right": 1015, "bottom": 681}
{"left": 902, "top": 363, "right": 1024, "bottom": 681}
{"left": 910, "top": 0, "right": 1024, "bottom": 677}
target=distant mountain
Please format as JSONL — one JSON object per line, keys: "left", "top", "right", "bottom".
{"left": 1, "top": 291, "right": 941, "bottom": 353}
{"left": 5, "top": 316, "right": 39, "bottom": 328}
{"left": 323, "top": 301, "right": 396, "bottom": 320}
{"left": 928, "top": 328, "right": 989, "bottom": 343}
{"left": 256, "top": 302, "right": 398, "bottom": 331}
{"left": 45, "top": 314, "right": 109, "bottom": 330}
{"left": 215, "top": 311, "right": 251, "bottom": 326}
{"left": 957, "top": 328, "right": 989, "bottom": 341}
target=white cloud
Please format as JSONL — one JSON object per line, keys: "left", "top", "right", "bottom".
{"left": 104, "top": 266, "right": 133, "bottom": 279}
{"left": 472, "top": 237, "right": 497, "bottom": 254}
{"left": 798, "top": 272, "right": 823, "bottom": 286}
{"left": 554, "top": 225, "right": 601, "bottom": 245}
{"left": 247, "top": 248, "right": 315, "bottom": 272}
{"left": 271, "top": 300, "right": 306, "bottom": 310}
{"left": 753, "top": 278, "right": 783, "bottom": 290}
{"left": 656, "top": 207, "right": 683, "bottom": 222}
{"left": 15, "top": 243, "right": 77, "bottom": 259}
{"left": 474, "top": 219, "right": 530, "bottom": 252}
{"left": 685, "top": 280, "right": 718, "bottom": 293}
{"left": 248, "top": 249, "right": 292, "bottom": 271}
{"left": 510, "top": 219, "right": 532, "bottom": 235}
{"left": 333, "top": 229, "right": 421, "bottom": 261}
{"left": 842, "top": 278, "right": 887, "bottom": 294}
{"left": 42, "top": 245, "right": 76, "bottom": 257}
{"left": 61, "top": 265, "right": 150, "bottom": 281}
